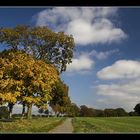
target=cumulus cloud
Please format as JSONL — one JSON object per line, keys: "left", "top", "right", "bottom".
{"left": 65, "top": 49, "right": 119, "bottom": 75}
{"left": 96, "top": 59, "right": 140, "bottom": 111}
{"left": 96, "top": 80, "right": 140, "bottom": 111}
{"left": 89, "top": 49, "right": 119, "bottom": 60}
{"left": 97, "top": 60, "right": 140, "bottom": 80}
{"left": 66, "top": 53, "right": 94, "bottom": 74}
{"left": 34, "top": 7, "right": 127, "bottom": 45}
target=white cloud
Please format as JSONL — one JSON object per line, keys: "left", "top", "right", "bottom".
{"left": 96, "top": 80, "right": 140, "bottom": 111}
{"left": 97, "top": 60, "right": 140, "bottom": 80}
{"left": 66, "top": 53, "right": 94, "bottom": 74}
{"left": 89, "top": 49, "right": 119, "bottom": 60}
{"left": 35, "top": 7, "right": 127, "bottom": 45}
{"left": 96, "top": 59, "right": 140, "bottom": 111}
{"left": 66, "top": 49, "right": 118, "bottom": 75}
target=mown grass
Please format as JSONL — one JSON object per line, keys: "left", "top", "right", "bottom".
{"left": 0, "top": 117, "right": 66, "bottom": 133}
{"left": 72, "top": 117, "right": 140, "bottom": 133}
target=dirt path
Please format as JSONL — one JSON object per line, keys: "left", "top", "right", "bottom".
{"left": 48, "top": 118, "right": 73, "bottom": 133}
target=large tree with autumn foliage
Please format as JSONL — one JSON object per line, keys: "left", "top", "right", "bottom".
{"left": 0, "top": 25, "right": 75, "bottom": 119}
{"left": 0, "top": 50, "right": 59, "bottom": 119}
{"left": 0, "top": 25, "right": 75, "bottom": 73}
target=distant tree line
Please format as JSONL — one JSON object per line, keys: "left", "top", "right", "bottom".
{"left": 75, "top": 103, "right": 140, "bottom": 117}
{"left": 68, "top": 105, "right": 130, "bottom": 117}
{"left": 37, "top": 103, "right": 140, "bottom": 117}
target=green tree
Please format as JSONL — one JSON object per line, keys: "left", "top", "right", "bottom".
{"left": 114, "top": 108, "right": 128, "bottom": 116}
{"left": 134, "top": 103, "right": 140, "bottom": 116}
{"left": 49, "top": 80, "right": 71, "bottom": 116}
{"left": 66, "top": 103, "right": 80, "bottom": 117}
{"left": 0, "top": 25, "right": 75, "bottom": 73}
{"left": 104, "top": 109, "right": 117, "bottom": 117}
{"left": 103, "top": 108, "right": 128, "bottom": 117}
{"left": 94, "top": 109, "right": 105, "bottom": 117}
{"left": 129, "top": 111, "right": 138, "bottom": 116}
{"left": 79, "top": 105, "right": 95, "bottom": 117}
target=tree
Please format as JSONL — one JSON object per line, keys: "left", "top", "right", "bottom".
{"left": 0, "top": 25, "right": 75, "bottom": 118}
{"left": 0, "top": 50, "right": 59, "bottom": 119}
{"left": 44, "top": 109, "right": 49, "bottom": 116}
{"left": 38, "top": 107, "right": 49, "bottom": 117}
{"left": 104, "top": 109, "right": 117, "bottom": 117}
{"left": 134, "top": 103, "right": 140, "bottom": 116}
{"left": 49, "top": 80, "right": 71, "bottom": 116}
{"left": 104, "top": 108, "right": 128, "bottom": 117}
{"left": 94, "top": 109, "right": 105, "bottom": 117}
{"left": 38, "top": 108, "right": 44, "bottom": 114}
{"left": 0, "top": 25, "right": 75, "bottom": 73}
{"left": 80, "top": 105, "right": 94, "bottom": 117}
{"left": 114, "top": 108, "right": 128, "bottom": 116}
{"left": 129, "top": 111, "right": 138, "bottom": 116}
{"left": 0, "top": 50, "right": 23, "bottom": 118}
{"left": 67, "top": 103, "right": 80, "bottom": 117}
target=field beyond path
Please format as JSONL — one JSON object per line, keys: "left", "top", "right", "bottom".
{"left": 49, "top": 118, "right": 73, "bottom": 133}
{"left": 73, "top": 117, "right": 140, "bottom": 133}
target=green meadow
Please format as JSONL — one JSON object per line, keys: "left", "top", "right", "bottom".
{"left": 72, "top": 117, "right": 140, "bottom": 133}
{"left": 0, "top": 117, "right": 140, "bottom": 133}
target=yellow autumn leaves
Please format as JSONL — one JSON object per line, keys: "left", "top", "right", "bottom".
{"left": 0, "top": 25, "right": 76, "bottom": 119}
{"left": 0, "top": 50, "right": 59, "bottom": 107}
{"left": 0, "top": 25, "right": 75, "bottom": 73}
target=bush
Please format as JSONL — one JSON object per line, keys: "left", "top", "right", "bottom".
{"left": 0, "top": 106, "right": 9, "bottom": 119}
{"left": 36, "top": 114, "right": 41, "bottom": 117}
{"left": 12, "top": 114, "right": 22, "bottom": 118}
{"left": 42, "top": 115, "right": 47, "bottom": 117}
{"left": 129, "top": 111, "right": 139, "bottom": 116}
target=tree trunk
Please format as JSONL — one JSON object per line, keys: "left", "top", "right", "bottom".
{"left": 55, "top": 112, "right": 57, "bottom": 117}
{"left": 27, "top": 104, "right": 32, "bottom": 119}
{"left": 8, "top": 103, "right": 14, "bottom": 119}
{"left": 21, "top": 103, "right": 26, "bottom": 119}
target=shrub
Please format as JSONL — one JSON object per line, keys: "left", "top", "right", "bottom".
{"left": 0, "top": 106, "right": 9, "bottom": 119}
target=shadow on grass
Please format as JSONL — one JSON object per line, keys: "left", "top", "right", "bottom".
{"left": 0, "top": 118, "right": 15, "bottom": 122}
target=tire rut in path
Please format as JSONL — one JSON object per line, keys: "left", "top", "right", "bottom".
{"left": 48, "top": 118, "right": 73, "bottom": 133}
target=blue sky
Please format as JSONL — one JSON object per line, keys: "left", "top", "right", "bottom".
{"left": 0, "top": 7, "right": 140, "bottom": 112}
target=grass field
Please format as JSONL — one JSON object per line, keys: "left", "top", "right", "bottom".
{"left": 0, "top": 117, "right": 65, "bottom": 133}
{"left": 72, "top": 117, "right": 140, "bottom": 133}
{"left": 1, "top": 117, "right": 140, "bottom": 133}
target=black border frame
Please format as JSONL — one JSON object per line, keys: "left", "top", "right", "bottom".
{"left": 0, "top": 0, "right": 140, "bottom": 6}
{"left": 0, "top": 0, "right": 140, "bottom": 139}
